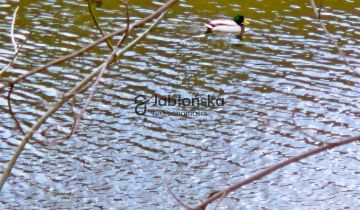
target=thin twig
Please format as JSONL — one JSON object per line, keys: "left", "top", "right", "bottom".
{"left": 193, "top": 135, "right": 360, "bottom": 209}
{"left": 87, "top": 0, "right": 113, "bottom": 50}
{"left": 0, "top": 6, "right": 21, "bottom": 76}
{"left": 67, "top": 95, "right": 78, "bottom": 137}
{"left": 11, "top": 171, "right": 71, "bottom": 195}
{"left": 67, "top": 2, "right": 131, "bottom": 138}
{"left": 164, "top": 179, "right": 193, "bottom": 210}
{"left": 11, "top": 6, "right": 19, "bottom": 53}
{"left": 71, "top": 96, "right": 77, "bottom": 122}
{"left": 0, "top": 31, "right": 32, "bottom": 76}
{"left": 0, "top": 56, "right": 12, "bottom": 63}
{"left": 318, "top": 0, "right": 325, "bottom": 19}
{"left": 212, "top": 191, "right": 226, "bottom": 210}
{"left": 7, "top": 84, "right": 25, "bottom": 135}
{"left": 309, "top": 0, "right": 358, "bottom": 75}
{"left": 0, "top": 5, "right": 172, "bottom": 192}
{"left": 1, "top": 38, "right": 24, "bottom": 75}
{"left": 40, "top": 123, "right": 57, "bottom": 137}
{"left": 0, "top": 0, "right": 179, "bottom": 92}
{"left": 67, "top": 7, "right": 168, "bottom": 138}
{"left": 291, "top": 108, "right": 325, "bottom": 145}
{"left": 0, "top": 78, "right": 12, "bottom": 83}
{"left": 2, "top": 27, "right": 31, "bottom": 136}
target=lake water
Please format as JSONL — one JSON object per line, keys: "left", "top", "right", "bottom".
{"left": 0, "top": 0, "right": 359, "bottom": 209}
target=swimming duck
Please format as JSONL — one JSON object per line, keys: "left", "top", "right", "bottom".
{"left": 205, "top": 15, "right": 250, "bottom": 33}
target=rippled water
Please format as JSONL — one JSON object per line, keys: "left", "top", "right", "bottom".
{"left": 1, "top": 0, "right": 360, "bottom": 209}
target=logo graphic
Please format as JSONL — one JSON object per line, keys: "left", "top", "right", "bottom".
{"left": 134, "top": 94, "right": 225, "bottom": 116}
{"left": 134, "top": 95, "right": 149, "bottom": 115}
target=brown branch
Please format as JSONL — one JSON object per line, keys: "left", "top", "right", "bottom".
{"left": 10, "top": 171, "right": 71, "bottom": 195}
{"left": 0, "top": 6, "right": 32, "bottom": 76}
{"left": 66, "top": 96, "right": 78, "bottom": 137}
{"left": 164, "top": 179, "right": 193, "bottom": 210}
{"left": 86, "top": 0, "right": 114, "bottom": 50}
{"left": 0, "top": 34, "right": 30, "bottom": 75}
{"left": 291, "top": 108, "right": 325, "bottom": 145}
{"left": 211, "top": 191, "right": 226, "bottom": 210}
{"left": 0, "top": 0, "right": 179, "bottom": 92}
{"left": 193, "top": 135, "right": 360, "bottom": 210}
{"left": 0, "top": 7, "right": 32, "bottom": 136}
{"left": 68, "top": 2, "right": 131, "bottom": 138}
{"left": 7, "top": 84, "right": 25, "bottom": 135}
{"left": 0, "top": 1, "right": 176, "bottom": 192}
{"left": 309, "top": 0, "right": 358, "bottom": 75}
{"left": 0, "top": 56, "right": 11, "bottom": 63}
{"left": 40, "top": 123, "right": 57, "bottom": 137}
{"left": 317, "top": 0, "right": 325, "bottom": 19}
{"left": 0, "top": 78, "right": 12, "bottom": 83}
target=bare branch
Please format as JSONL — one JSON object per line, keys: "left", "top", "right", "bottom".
{"left": 0, "top": 8, "right": 32, "bottom": 135}
{"left": 309, "top": 0, "right": 358, "bottom": 75}
{"left": 67, "top": 8, "right": 168, "bottom": 138}
{"left": 164, "top": 179, "right": 194, "bottom": 210}
{"left": 291, "top": 108, "right": 325, "bottom": 145}
{"left": 87, "top": 0, "right": 114, "bottom": 50}
{"left": 211, "top": 191, "right": 226, "bottom": 210}
{"left": 0, "top": 2, "right": 174, "bottom": 192}
{"left": 66, "top": 95, "right": 78, "bottom": 137}
{"left": 0, "top": 31, "right": 32, "bottom": 76}
{"left": 68, "top": 2, "right": 131, "bottom": 138}
{"left": 0, "top": 56, "right": 12, "bottom": 63}
{"left": 7, "top": 84, "right": 25, "bottom": 135}
{"left": 0, "top": 78, "right": 12, "bottom": 83}
{"left": 0, "top": 6, "right": 21, "bottom": 76}
{"left": 0, "top": 0, "right": 179, "bottom": 92}
{"left": 318, "top": 0, "right": 325, "bottom": 19}
{"left": 193, "top": 135, "right": 360, "bottom": 209}
{"left": 11, "top": 6, "right": 19, "bottom": 53}
{"left": 11, "top": 171, "right": 71, "bottom": 195}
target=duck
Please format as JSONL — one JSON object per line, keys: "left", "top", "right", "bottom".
{"left": 205, "top": 15, "right": 250, "bottom": 34}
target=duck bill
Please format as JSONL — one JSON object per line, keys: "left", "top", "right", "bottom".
{"left": 243, "top": 20, "right": 250, "bottom": 26}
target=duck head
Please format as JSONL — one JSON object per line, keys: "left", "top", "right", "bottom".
{"left": 234, "top": 15, "right": 250, "bottom": 26}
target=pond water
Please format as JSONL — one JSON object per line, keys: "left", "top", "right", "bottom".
{"left": 0, "top": 0, "right": 359, "bottom": 209}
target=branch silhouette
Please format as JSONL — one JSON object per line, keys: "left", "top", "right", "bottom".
{"left": 192, "top": 136, "right": 360, "bottom": 210}
{"left": 0, "top": 0, "right": 179, "bottom": 92}
{"left": 67, "top": 1, "right": 131, "bottom": 138}
{"left": 309, "top": 0, "right": 358, "bottom": 75}
{"left": 0, "top": 0, "right": 178, "bottom": 192}
{"left": 86, "top": 0, "right": 114, "bottom": 50}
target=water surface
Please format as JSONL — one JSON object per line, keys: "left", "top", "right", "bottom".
{"left": 0, "top": 0, "right": 359, "bottom": 209}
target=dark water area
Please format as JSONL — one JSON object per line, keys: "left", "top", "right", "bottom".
{"left": 0, "top": 0, "right": 359, "bottom": 209}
